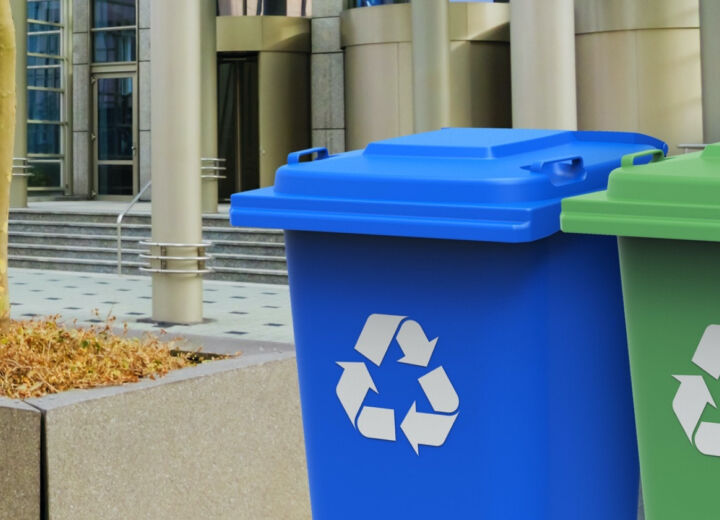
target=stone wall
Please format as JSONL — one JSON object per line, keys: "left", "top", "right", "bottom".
{"left": 311, "top": 0, "right": 346, "bottom": 154}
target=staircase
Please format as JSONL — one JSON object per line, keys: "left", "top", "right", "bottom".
{"left": 8, "top": 208, "right": 288, "bottom": 284}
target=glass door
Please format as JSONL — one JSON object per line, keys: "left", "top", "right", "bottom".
{"left": 92, "top": 73, "right": 137, "bottom": 197}
{"left": 218, "top": 53, "right": 259, "bottom": 200}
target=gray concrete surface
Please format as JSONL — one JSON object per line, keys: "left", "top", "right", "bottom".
{"left": 0, "top": 398, "right": 42, "bottom": 520}
{"left": 24, "top": 354, "right": 309, "bottom": 520}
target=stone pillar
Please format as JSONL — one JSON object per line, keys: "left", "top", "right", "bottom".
{"left": 511, "top": 0, "right": 577, "bottom": 129}
{"left": 700, "top": 0, "right": 720, "bottom": 143}
{"left": 150, "top": 0, "right": 203, "bottom": 324}
{"left": 311, "top": 0, "right": 345, "bottom": 154}
{"left": 411, "top": 0, "right": 451, "bottom": 133}
{"left": 9, "top": 0, "right": 28, "bottom": 207}
{"left": 10, "top": 0, "right": 25, "bottom": 159}
{"left": 71, "top": 0, "right": 91, "bottom": 197}
{"left": 575, "top": 0, "right": 701, "bottom": 154}
{"left": 138, "top": 0, "right": 152, "bottom": 200}
{"left": 201, "top": 0, "right": 219, "bottom": 213}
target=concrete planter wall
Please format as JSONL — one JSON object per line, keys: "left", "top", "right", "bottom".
{"left": 0, "top": 346, "right": 310, "bottom": 520}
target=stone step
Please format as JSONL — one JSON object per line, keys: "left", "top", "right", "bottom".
{"left": 9, "top": 244, "right": 287, "bottom": 270}
{"left": 8, "top": 220, "right": 285, "bottom": 242}
{"left": 7, "top": 210, "right": 288, "bottom": 284}
{"left": 8, "top": 255, "right": 288, "bottom": 284}
{"left": 210, "top": 238, "right": 285, "bottom": 256}
{"left": 9, "top": 209, "right": 238, "bottom": 228}
{"left": 9, "top": 244, "right": 144, "bottom": 262}
{"left": 9, "top": 231, "right": 147, "bottom": 248}
{"left": 9, "top": 232, "right": 286, "bottom": 256}
{"left": 210, "top": 252, "right": 287, "bottom": 270}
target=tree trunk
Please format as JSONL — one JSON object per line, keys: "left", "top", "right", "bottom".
{"left": 0, "top": 0, "right": 15, "bottom": 325}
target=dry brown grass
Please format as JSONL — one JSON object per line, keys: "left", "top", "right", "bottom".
{"left": 0, "top": 315, "right": 205, "bottom": 399}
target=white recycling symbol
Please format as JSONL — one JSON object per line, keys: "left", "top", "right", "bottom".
{"left": 672, "top": 324, "right": 720, "bottom": 457}
{"left": 335, "top": 313, "right": 459, "bottom": 455}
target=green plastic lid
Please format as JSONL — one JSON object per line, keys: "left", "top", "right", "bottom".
{"left": 561, "top": 144, "right": 720, "bottom": 242}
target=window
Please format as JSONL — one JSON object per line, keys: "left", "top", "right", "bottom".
{"left": 92, "top": 0, "right": 136, "bottom": 63}
{"left": 27, "top": 0, "right": 65, "bottom": 189}
{"left": 217, "top": 0, "right": 311, "bottom": 17}
{"left": 350, "top": 0, "right": 407, "bottom": 7}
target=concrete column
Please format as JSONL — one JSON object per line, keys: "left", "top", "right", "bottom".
{"left": 10, "top": 0, "right": 25, "bottom": 158}
{"left": 9, "top": 0, "right": 27, "bottom": 208}
{"left": 700, "top": 0, "right": 720, "bottom": 143}
{"left": 138, "top": 0, "right": 152, "bottom": 201}
{"left": 311, "top": 0, "right": 345, "bottom": 154}
{"left": 150, "top": 0, "right": 203, "bottom": 324}
{"left": 72, "top": 0, "right": 91, "bottom": 198}
{"left": 411, "top": 0, "right": 451, "bottom": 133}
{"left": 200, "top": 0, "right": 219, "bottom": 213}
{"left": 511, "top": 0, "right": 577, "bottom": 130}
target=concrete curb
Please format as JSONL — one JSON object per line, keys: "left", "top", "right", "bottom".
{"left": 2, "top": 352, "right": 310, "bottom": 520}
{"left": 0, "top": 397, "right": 42, "bottom": 520}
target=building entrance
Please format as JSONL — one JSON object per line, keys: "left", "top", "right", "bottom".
{"left": 218, "top": 53, "right": 260, "bottom": 201}
{"left": 92, "top": 73, "right": 137, "bottom": 198}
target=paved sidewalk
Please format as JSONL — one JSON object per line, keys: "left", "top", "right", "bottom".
{"left": 7, "top": 267, "right": 294, "bottom": 356}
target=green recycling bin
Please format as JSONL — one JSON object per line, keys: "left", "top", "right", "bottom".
{"left": 561, "top": 144, "right": 720, "bottom": 520}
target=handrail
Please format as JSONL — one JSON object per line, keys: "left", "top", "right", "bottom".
{"left": 201, "top": 157, "right": 227, "bottom": 180}
{"left": 116, "top": 181, "right": 152, "bottom": 275}
{"left": 12, "top": 157, "right": 33, "bottom": 176}
{"left": 139, "top": 241, "right": 213, "bottom": 275}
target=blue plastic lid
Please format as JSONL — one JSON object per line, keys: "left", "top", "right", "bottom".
{"left": 230, "top": 128, "right": 667, "bottom": 243}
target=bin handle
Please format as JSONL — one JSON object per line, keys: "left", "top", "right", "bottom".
{"left": 527, "top": 155, "right": 586, "bottom": 185}
{"left": 621, "top": 149, "right": 665, "bottom": 168}
{"left": 287, "top": 147, "right": 330, "bottom": 165}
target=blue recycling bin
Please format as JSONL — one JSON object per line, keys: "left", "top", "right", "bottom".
{"left": 230, "top": 129, "right": 667, "bottom": 519}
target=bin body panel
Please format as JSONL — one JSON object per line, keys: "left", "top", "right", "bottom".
{"left": 619, "top": 237, "right": 720, "bottom": 520}
{"left": 287, "top": 230, "right": 638, "bottom": 520}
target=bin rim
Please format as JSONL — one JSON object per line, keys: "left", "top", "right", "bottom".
{"left": 232, "top": 128, "right": 667, "bottom": 243}
{"left": 561, "top": 144, "right": 720, "bottom": 243}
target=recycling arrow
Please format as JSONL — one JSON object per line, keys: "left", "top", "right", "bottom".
{"left": 354, "top": 314, "right": 405, "bottom": 366}
{"left": 695, "top": 422, "right": 720, "bottom": 456}
{"left": 338, "top": 313, "right": 460, "bottom": 454}
{"left": 353, "top": 314, "right": 438, "bottom": 368}
{"left": 418, "top": 366, "right": 459, "bottom": 413}
{"left": 357, "top": 406, "right": 396, "bottom": 441}
{"left": 693, "top": 324, "right": 720, "bottom": 379}
{"left": 672, "top": 375, "right": 715, "bottom": 442}
{"left": 336, "top": 362, "right": 377, "bottom": 425}
{"left": 400, "top": 402, "right": 458, "bottom": 455}
{"left": 397, "top": 320, "right": 438, "bottom": 368}
{"left": 672, "top": 324, "right": 720, "bottom": 457}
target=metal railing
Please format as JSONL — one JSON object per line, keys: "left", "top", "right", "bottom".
{"left": 678, "top": 144, "right": 708, "bottom": 154}
{"left": 12, "top": 157, "right": 33, "bottom": 177}
{"left": 217, "top": 0, "right": 310, "bottom": 17}
{"left": 139, "top": 241, "right": 213, "bottom": 275}
{"left": 201, "top": 157, "right": 227, "bottom": 180}
{"left": 116, "top": 181, "right": 152, "bottom": 276}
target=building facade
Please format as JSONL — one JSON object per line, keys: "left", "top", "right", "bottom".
{"left": 25, "top": 0, "right": 148, "bottom": 198}
{"left": 17, "top": 0, "right": 707, "bottom": 202}
{"left": 22, "top": 0, "right": 315, "bottom": 201}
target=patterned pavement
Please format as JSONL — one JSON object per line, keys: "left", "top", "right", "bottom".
{"left": 6, "top": 267, "right": 294, "bottom": 355}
